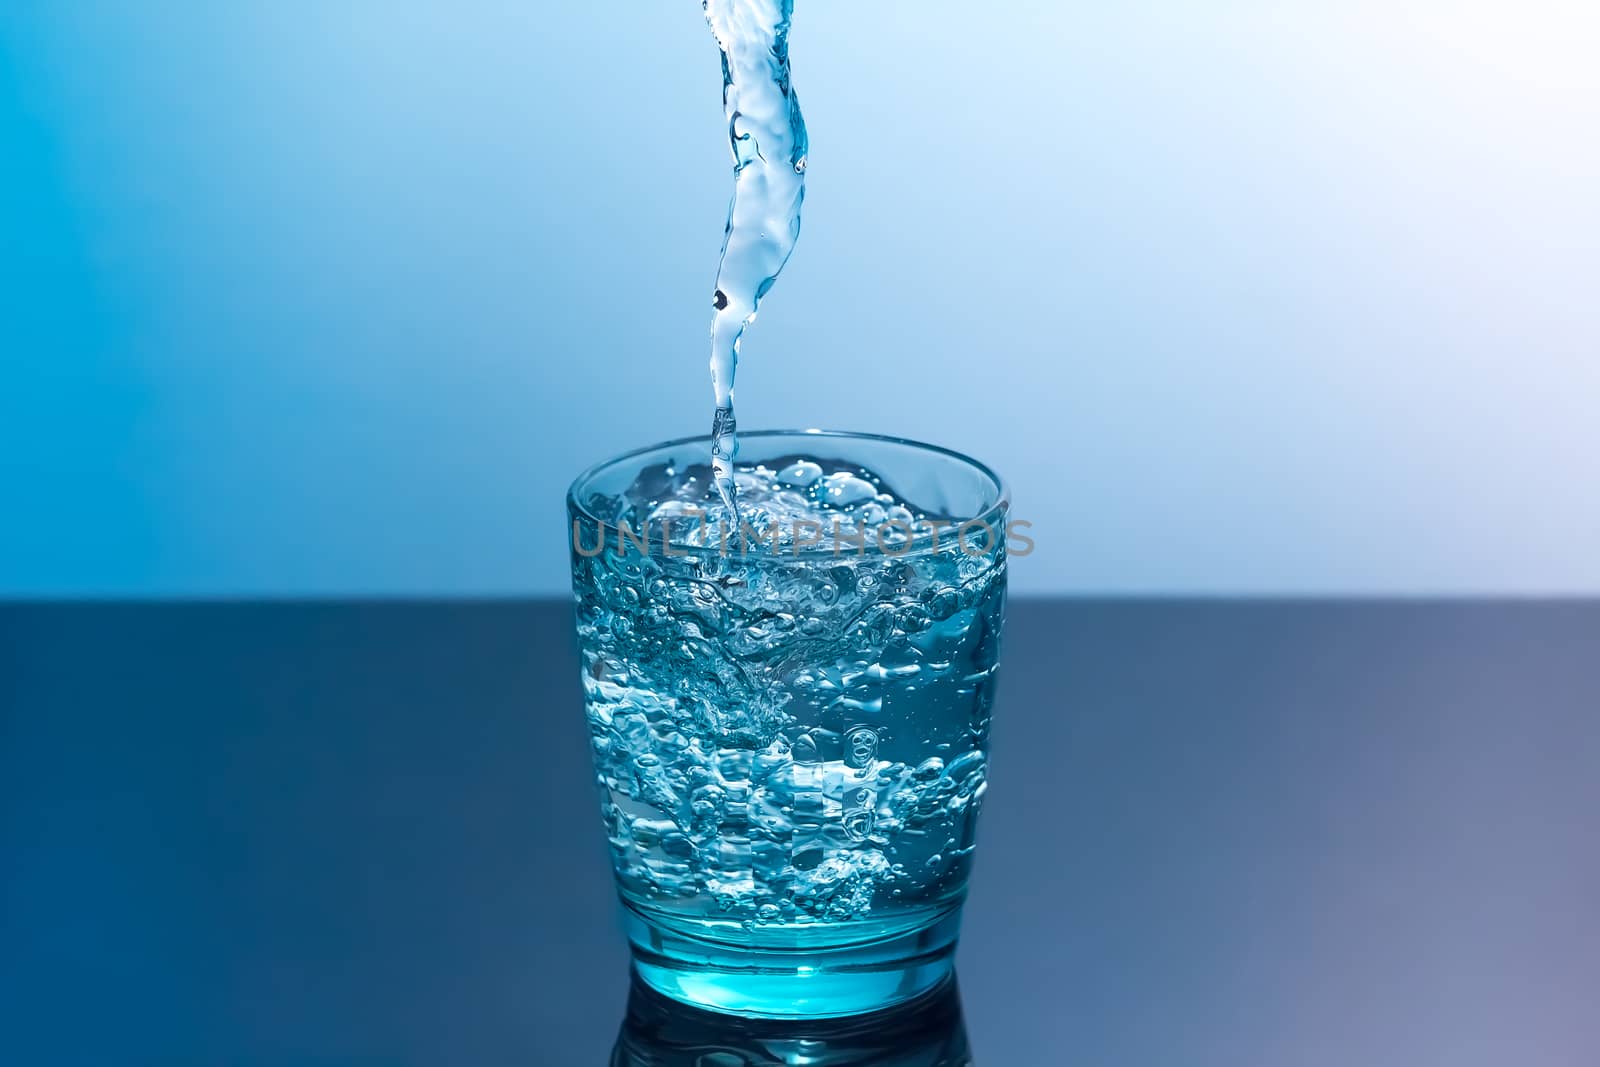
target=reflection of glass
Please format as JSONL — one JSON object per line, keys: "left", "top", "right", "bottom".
{"left": 610, "top": 968, "right": 972, "bottom": 1066}
{"left": 569, "top": 431, "right": 1009, "bottom": 1017}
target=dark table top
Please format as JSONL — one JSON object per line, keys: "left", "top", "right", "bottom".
{"left": 2, "top": 600, "right": 1596, "bottom": 1066}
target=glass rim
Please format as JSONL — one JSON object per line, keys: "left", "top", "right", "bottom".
{"left": 567, "top": 428, "right": 1011, "bottom": 562}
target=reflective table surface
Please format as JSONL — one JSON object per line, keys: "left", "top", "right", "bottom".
{"left": 3, "top": 600, "right": 1596, "bottom": 1065}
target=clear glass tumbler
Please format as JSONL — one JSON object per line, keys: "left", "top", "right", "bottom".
{"left": 568, "top": 430, "right": 1008, "bottom": 1017}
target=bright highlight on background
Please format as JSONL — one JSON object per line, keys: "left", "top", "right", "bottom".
{"left": 0, "top": 1, "right": 1595, "bottom": 596}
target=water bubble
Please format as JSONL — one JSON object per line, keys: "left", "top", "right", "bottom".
{"left": 928, "top": 588, "right": 961, "bottom": 620}
{"left": 820, "top": 473, "right": 877, "bottom": 507}
{"left": 793, "top": 845, "right": 825, "bottom": 871}
{"left": 896, "top": 606, "right": 931, "bottom": 634}
{"left": 775, "top": 461, "right": 823, "bottom": 488}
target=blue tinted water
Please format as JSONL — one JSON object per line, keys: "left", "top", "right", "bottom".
{"left": 573, "top": 457, "right": 1005, "bottom": 1012}
{"left": 702, "top": 0, "right": 809, "bottom": 514}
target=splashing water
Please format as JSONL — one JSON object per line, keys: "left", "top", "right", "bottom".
{"left": 703, "top": 0, "right": 809, "bottom": 515}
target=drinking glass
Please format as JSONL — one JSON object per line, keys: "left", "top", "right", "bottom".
{"left": 568, "top": 430, "right": 1008, "bottom": 1017}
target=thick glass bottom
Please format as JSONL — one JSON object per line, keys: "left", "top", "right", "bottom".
{"left": 611, "top": 964, "right": 971, "bottom": 1065}
{"left": 621, "top": 903, "right": 964, "bottom": 1018}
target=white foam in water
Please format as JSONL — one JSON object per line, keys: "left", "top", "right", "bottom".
{"left": 603, "top": 457, "right": 949, "bottom": 553}
{"left": 702, "top": 0, "right": 809, "bottom": 514}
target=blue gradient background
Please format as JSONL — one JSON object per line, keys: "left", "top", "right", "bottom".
{"left": 2, "top": 2, "right": 1596, "bottom": 596}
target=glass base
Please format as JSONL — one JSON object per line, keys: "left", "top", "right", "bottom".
{"left": 622, "top": 904, "right": 963, "bottom": 1018}
{"left": 611, "top": 964, "right": 971, "bottom": 1065}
